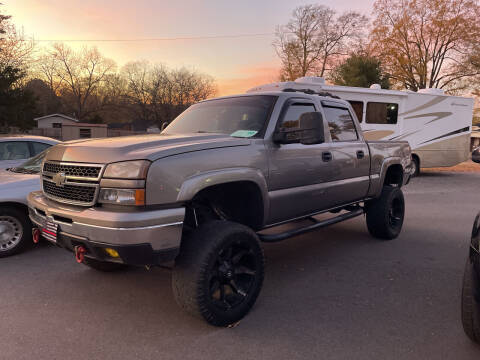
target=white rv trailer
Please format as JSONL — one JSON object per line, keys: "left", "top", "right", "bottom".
{"left": 248, "top": 77, "right": 474, "bottom": 174}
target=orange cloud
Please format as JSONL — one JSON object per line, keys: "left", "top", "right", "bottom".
{"left": 217, "top": 64, "right": 281, "bottom": 96}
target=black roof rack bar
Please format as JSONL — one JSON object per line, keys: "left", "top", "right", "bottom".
{"left": 282, "top": 88, "right": 341, "bottom": 99}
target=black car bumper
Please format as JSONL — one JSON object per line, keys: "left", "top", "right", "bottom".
{"left": 41, "top": 229, "right": 179, "bottom": 266}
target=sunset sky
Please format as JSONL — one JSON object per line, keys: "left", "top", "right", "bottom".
{"left": 4, "top": 0, "right": 373, "bottom": 95}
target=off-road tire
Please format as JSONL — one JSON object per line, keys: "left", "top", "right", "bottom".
{"left": 366, "top": 186, "right": 405, "bottom": 240}
{"left": 461, "top": 258, "right": 480, "bottom": 344}
{"left": 172, "top": 220, "right": 265, "bottom": 326}
{"left": 82, "top": 257, "right": 128, "bottom": 272}
{"left": 0, "top": 206, "right": 32, "bottom": 258}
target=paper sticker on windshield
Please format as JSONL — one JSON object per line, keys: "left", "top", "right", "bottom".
{"left": 230, "top": 130, "right": 258, "bottom": 138}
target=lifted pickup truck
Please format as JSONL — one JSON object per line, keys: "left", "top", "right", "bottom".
{"left": 28, "top": 87, "right": 413, "bottom": 326}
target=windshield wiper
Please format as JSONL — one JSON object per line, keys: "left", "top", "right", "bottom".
{"left": 9, "top": 167, "right": 38, "bottom": 174}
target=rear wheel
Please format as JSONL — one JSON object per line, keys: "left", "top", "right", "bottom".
{"left": 0, "top": 206, "right": 32, "bottom": 258}
{"left": 172, "top": 220, "right": 265, "bottom": 326}
{"left": 461, "top": 258, "right": 480, "bottom": 343}
{"left": 366, "top": 186, "right": 405, "bottom": 240}
{"left": 82, "top": 257, "right": 128, "bottom": 272}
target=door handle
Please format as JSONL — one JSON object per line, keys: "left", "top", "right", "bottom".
{"left": 322, "top": 151, "right": 332, "bottom": 162}
{"left": 356, "top": 150, "right": 365, "bottom": 159}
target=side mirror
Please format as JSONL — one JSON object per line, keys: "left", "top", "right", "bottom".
{"left": 160, "top": 122, "right": 168, "bottom": 132}
{"left": 273, "top": 112, "right": 325, "bottom": 145}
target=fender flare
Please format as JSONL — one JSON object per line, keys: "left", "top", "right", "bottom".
{"left": 374, "top": 157, "right": 404, "bottom": 198}
{"left": 176, "top": 167, "right": 270, "bottom": 226}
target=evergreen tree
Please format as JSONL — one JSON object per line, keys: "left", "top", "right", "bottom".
{"left": 330, "top": 55, "right": 390, "bottom": 89}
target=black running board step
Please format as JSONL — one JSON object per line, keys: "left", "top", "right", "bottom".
{"left": 258, "top": 209, "right": 364, "bottom": 243}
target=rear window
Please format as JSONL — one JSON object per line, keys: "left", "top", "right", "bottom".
{"left": 323, "top": 106, "right": 359, "bottom": 142}
{"left": 366, "top": 102, "right": 398, "bottom": 124}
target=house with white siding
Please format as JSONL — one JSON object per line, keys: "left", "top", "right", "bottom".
{"left": 34, "top": 114, "right": 79, "bottom": 129}
{"left": 31, "top": 114, "right": 108, "bottom": 140}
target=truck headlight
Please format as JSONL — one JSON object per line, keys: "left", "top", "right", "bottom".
{"left": 98, "top": 188, "right": 145, "bottom": 205}
{"left": 103, "top": 160, "right": 150, "bottom": 179}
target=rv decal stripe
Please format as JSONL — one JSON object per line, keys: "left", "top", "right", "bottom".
{"left": 399, "top": 96, "right": 447, "bottom": 116}
{"left": 404, "top": 112, "right": 452, "bottom": 124}
{"left": 418, "top": 127, "right": 470, "bottom": 145}
{"left": 389, "top": 129, "right": 420, "bottom": 141}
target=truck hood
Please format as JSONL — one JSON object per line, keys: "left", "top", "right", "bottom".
{"left": 45, "top": 133, "right": 251, "bottom": 164}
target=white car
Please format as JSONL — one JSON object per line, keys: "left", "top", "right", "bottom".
{"left": 0, "top": 135, "right": 59, "bottom": 170}
{"left": 0, "top": 150, "right": 48, "bottom": 257}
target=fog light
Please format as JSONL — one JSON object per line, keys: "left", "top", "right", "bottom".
{"left": 104, "top": 248, "right": 120, "bottom": 258}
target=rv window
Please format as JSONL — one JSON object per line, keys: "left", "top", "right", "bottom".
{"left": 323, "top": 106, "right": 359, "bottom": 142}
{"left": 348, "top": 101, "right": 364, "bottom": 122}
{"left": 366, "top": 102, "right": 398, "bottom": 124}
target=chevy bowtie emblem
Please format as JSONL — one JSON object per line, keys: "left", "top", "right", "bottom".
{"left": 53, "top": 172, "right": 67, "bottom": 187}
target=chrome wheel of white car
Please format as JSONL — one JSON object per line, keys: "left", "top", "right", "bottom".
{"left": 0, "top": 215, "right": 23, "bottom": 251}
{"left": 0, "top": 207, "right": 32, "bottom": 258}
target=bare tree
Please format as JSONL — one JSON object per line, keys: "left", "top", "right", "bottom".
{"left": 0, "top": 22, "right": 35, "bottom": 74}
{"left": 122, "top": 60, "right": 155, "bottom": 125}
{"left": 35, "top": 52, "right": 63, "bottom": 95}
{"left": 0, "top": 5, "right": 9, "bottom": 39}
{"left": 49, "top": 43, "right": 117, "bottom": 120}
{"left": 274, "top": 5, "right": 368, "bottom": 81}
{"left": 122, "top": 61, "right": 216, "bottom": 128}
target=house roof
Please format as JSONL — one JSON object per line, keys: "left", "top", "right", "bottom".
{"left": 34, "top": 113, "right": 79, "bottom": 122}
{"left": 62, "top": 122, "right": 107, "bottom": 128}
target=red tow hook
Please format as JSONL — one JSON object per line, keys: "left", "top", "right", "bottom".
{"left": 32, "top": 228, "right": 41, "bottom": 244}
{"left": 74, "top": 245, "right": 87, "bottom": 263}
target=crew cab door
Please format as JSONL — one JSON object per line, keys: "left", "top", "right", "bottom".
{"left": 321, "top": 101, "right": 371, "bottom": 206}
{"left": 266, "top": 99, "right": 334, "bottom": 224}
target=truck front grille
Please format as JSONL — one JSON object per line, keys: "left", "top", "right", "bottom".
{"left": 43, "top": 162, "right": 102, "bottom": 179}
{"left": 42, "top": 161, "right": 104, "bottom": 206}
{"left": 43, "top": 180, "right": 97, "bottom": 204}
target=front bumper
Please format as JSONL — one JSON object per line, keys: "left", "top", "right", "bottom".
{"left": 28, "top": 191, "right": 185, "bottom": 265}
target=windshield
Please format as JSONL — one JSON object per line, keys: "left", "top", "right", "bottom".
{"left": 9, "top": 149, "right": 48, "bottom": 174}
{"left": 163, "top": 95, "right": 277, "bottom": 138}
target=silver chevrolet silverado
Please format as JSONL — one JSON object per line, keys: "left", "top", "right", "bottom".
{"left": 28, "top": 89, "right": 413, "bottom": 326}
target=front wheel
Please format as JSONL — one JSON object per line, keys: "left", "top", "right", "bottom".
{"left": 172, "top": 220, "right": 265, "bottom": 326}
{"left": 0, "top": 206, "right": 32, "bottom": 258}
{"left": 366, "top": 186, "right": 405, "bottom": 240}
{"left": 461, "top": 258, "right": 480, "bottom": 343}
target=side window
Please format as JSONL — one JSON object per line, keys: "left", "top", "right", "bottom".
{"left": 348, "top": 101, "right": 364, "bottom": 123}
{"left": 31, "top": 142, "right": 51, "bottom": 156}
{"left": 0, "top": 141, "right": 30, "bottom": 160}
{"left": 280, "top": 103, "right": 316, "bottom": 129}
{"left": 323, "top": 106, "right": 359, "bottom": 142}
{"left": 366, "top": 102, "right": 398, "bottom": 124}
